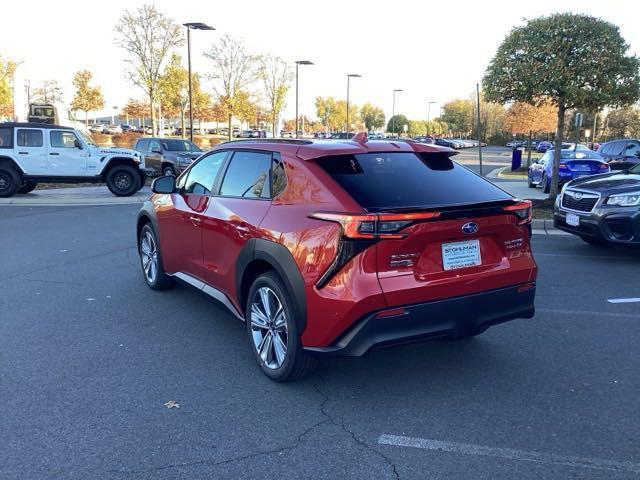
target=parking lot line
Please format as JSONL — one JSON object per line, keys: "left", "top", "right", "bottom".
{"left": 378, "top": 434, "right": 640, "bottom": 474}
{"left": 607, "top": 298, "right": 640, "bottom": 304}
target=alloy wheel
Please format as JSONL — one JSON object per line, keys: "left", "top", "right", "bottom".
{"left": 140, "top": 231, "right": 158, "bottom": 284}
{"left": 114, "top": 172, "right": 133, "bottom": 191}
{"left": 0, "top": 172, "right": 10, "bottom": 191}
{"left": 250, "top": 287, "right": 288, "bottom": 369}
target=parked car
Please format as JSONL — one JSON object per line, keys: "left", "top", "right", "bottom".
{"left": 0, "top": 122, "right": 145, "bottom": 197}
{"left": 89, "top": 123, "right": 106, "bottom": 134}
{"left": 134, "top": 137, "right": 203, "bottom": 177}
{"left": 412, "top": 136, "right": 434, "bottom": 144}
{"left": 106, "top": 125, "right": 123, "bottom": 135}
{"left": 554, "top": 162, "right": 640, "bottom": 247}
{"left": 435, "top": 138, "right": 455, "bottom": 148}
{"left": 536, "top": 141, "right": 553, "bottom": 152}
{"left": 528, "top": 149, "right": 609, "bottom": 192}
{"left": 597, "top": 139, "right": 640, "bottom": 170}
{"left": 136, "top": 138, "right": 537, "bottom": 381}
{"left": 280, "top": 131, "right": 294, "bottom": 138}
{"left": 120, "top": 124, "right": 135, "bottom": 133}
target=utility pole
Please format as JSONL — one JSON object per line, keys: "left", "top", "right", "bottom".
{"left": 295, "top": 60, "right": 313, "bottom": 138}
{"left": 476, "top": 83, "right": 483, "bottom": 176}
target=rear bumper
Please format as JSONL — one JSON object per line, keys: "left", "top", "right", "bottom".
{"left": 304, "top": 284, "right": 535, "bottom": 357}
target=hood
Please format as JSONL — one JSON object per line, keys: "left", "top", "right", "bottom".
{"left": 568, "top": 171, "right": 640, "bottom": 195}
{"left": 166, "top": 151, "right": 202, "bottom": 161}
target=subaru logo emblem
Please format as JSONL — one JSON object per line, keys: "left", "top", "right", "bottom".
{"left": 573, "top": 192, "right": 583, "bottom": 200}
{"left": 462, "top": 222, "right": 479, "bottom": 234}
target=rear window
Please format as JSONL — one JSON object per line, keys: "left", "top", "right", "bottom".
{"left": 560, "top": 151, "right": 601, "bottom": 160}
{"left": 0, "top": 127, "right": 12, "bottom": 148}
{"left": 317, "top": 152, "right": 512, "bottom": 211}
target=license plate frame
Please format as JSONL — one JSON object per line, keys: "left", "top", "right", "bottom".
{"left": 441, "top": 239, "right": 482, "bottom": 271}
{"left": 566, "top": 213, "right": 580, "bottom": 227}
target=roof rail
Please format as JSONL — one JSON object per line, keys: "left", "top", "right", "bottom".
{"left": 218, "top": 138, "right": 313, "bottom": 146}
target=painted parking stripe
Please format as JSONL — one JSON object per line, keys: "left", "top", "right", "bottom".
{"left": 607, "top": 298, "right": 640, "bottom": 304}
{"left": 378, "top": 434, "right": 640, "bottom": 474}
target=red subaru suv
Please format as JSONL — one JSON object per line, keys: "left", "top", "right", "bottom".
{"left": 137, "top": 136, "right": 537, "bottom": 381}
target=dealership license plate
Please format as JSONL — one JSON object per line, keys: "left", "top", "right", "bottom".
{"left": 566, "top": 213, "right": 580, "bottom": 227}
{"left": 442, "top": 240, "right": 482, "bottom": 271}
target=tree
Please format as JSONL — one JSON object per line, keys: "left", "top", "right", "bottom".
{"left": 315, "top": 97, "right": 350, "bottom": 132}
{"left": 0, "top": 56, "right": 18, "bottom": 118}
{"left": 259, "top": 55, "right": 292, "bottom": 137}
{"left": 158, "top": 54, "right": 188, "bottom": 135}
{"left": 122, "top": 99, "right": 150, "bottom": 126}
{"left": 204, "top": 35, "right": 257, "bottom": 140}
{"left": 387, "top": 114, "right": 409, "bottom": 136}
{"left": 70, "top": 70, "right": 105, "bottom": 126}
{"left": 483, "top": 13, "right": 640, "bottom": 198}
{"left": 361, "top": 103, "right": 385, "bottom": 132}
{"left": 440, "top": 99, "right": 473, "bottom": 136}
{"left": 602, "top": 107, "right": 640, "bottom": 140}
{"left": 115, "top": 4, "right": 183, "bottom": 135}
{"left": 32, "top": 80, "right": 64, "bottom": 104}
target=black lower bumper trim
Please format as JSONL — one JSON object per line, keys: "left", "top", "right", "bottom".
{"left": 305, "top": 284, "right": 536, "bottom": 357}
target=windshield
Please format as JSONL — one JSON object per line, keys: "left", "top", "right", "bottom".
{"left": 629, "top": 163, "right": 640, "bottom": 174}
{"left": 78, "top": 130, "right": 97, "bottom": 146}
{"left": 161, "top": 139, "right": 201, "bottom": 152}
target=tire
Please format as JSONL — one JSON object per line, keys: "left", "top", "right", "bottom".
{"left": 138, "top": 224, "right": 174, "bottom": 290}
{"left": 581, "top": 236, "right": 608, "bottom": 247}
{"left": 106, "top": 164, "right": 141, "bottom": 197}
{"left": 162, "top": 165, "right": 176, "bottom": 177}
{"left": 527, "top": 174, "right": 536, "bottom": 188}
{"left": 542, "top": 173, "right": 550, "bottom": 194}
{"left": 246, "top": 272, "right": 317, "bottom": 382}
{"left": 18, "top": 181, "right": 37, "bottom": 194}
{"left": 0, "top": 164, "right": 20, "bottom": 198}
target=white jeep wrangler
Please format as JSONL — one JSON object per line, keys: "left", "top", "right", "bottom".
{"left": 0, "top": 122, "right": 146, "bottom": 197}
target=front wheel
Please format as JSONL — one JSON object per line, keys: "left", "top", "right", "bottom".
{"left": 246, "top": 272, "right": 317, "bottom": 382}
{"left": 139, "top": 224, "right": 174, "bottom": 290}
{"left": 106, "top": 165, "right": 141, "bottom": 197}
{"left": 18, "top": 181, "right": 38, "bottom": 194}
{"left": 527, "top": 173, "right": 536, "bottom": 188}
{"left": 542, "top": 173, "right": 550, "bottom": 194}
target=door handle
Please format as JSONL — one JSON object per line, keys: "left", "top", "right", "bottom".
{"left": 49, "top": 153, "right": 60, "bottom": 156}
{"left": 18, "top": 152, "right": 28, "bottom": 155}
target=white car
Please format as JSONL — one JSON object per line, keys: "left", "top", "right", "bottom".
{"left": 0, "top": 122, "right": 146, "bottom": 197}
{"left": 89, "top": 124, "right": 106, "bottom": 133}
{"left": 106, "top": 125, "right": 123, "bottom": 134}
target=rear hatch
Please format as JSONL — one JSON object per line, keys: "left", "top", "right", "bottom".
{"left": 564, "top": 159, "right": 607, "bottom": 175}
{"left": 315, "top": 151, "right": 536, "bottom": 306}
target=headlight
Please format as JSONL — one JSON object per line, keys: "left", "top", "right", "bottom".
{"left": 605, "top": 191, "right": 640, "bottom": 206}
{"left": 178, "top": 157, "right": 192, "bottom": 164}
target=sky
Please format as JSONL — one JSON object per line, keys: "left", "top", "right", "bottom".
{"left": 3, "top": 0, "right": 640, "bottom": 123}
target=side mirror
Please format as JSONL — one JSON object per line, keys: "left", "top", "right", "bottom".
{"left": 74, "top": 139, "right": 83, "bottom": 149}
{"left": 151, "top": 175, "right": 176, "bottom": 194}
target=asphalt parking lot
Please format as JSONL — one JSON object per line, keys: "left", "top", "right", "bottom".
{"left": 2, "top": 204, "right": 639, "bottom": 480}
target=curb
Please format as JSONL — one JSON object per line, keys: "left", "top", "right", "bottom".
{"left": 495, "top": 166, "right": 527, "bottom": 180}
{"left": 531, "top": 218, "right": 568, "bottom": 236}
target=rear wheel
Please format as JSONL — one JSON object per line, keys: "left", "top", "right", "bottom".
{"left": 246, "top": 272, "right": 317, "bottom": 382}
{"left": 162, "top": 165, "right": 176, "bottom": 177}
{"left": 139, "top": 224, "right": 174, "bottom": 290}
{"left": 542, "top": 173, "right": 550, "bottom": 193}
{"left": 0, "top": 165, "right": 20, "bottom": 198}
{"left": 18, "top": 181, "right": 37, "bottom": 194}
{"left": 106, "top": 164, "right": 141, "bottom": 196}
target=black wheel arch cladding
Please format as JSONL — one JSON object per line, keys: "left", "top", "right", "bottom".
{"left": 237, "top": 238, "right": 307, "bottom": 334}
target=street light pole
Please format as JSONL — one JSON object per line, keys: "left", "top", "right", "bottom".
{"left": 346, "top": 74, "right": 361, "bottom": 136}
{"left": 392, "top": 89, "right": 403, "bottom": 137}
{"left": 183, "top": 22, "right": 215, "bottom": 143}
{"left": 295, "top": 60, "right": 313, "bottom": 139}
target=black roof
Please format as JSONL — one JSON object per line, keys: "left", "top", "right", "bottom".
{"left": 0, "top": 122, "right": 74, "bottom": 130}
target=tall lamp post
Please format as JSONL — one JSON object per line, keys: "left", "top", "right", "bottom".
{"left": 426, "top": 101, "right": 436, "bottom": 136}
{"left": 183, "top": 22, "right": 215, "bottom": 142}
{"left": 392, "top": 89, "right": 403, "bottom": 137}
{"left": 295, "top": 60, "right": 314, "bottom": 138}
{"left": 346, "top": 73, "right": 361, "bottom": 136}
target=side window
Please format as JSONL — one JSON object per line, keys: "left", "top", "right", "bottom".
{"left": 50, "top": 131, "right": 78, "bottom": 148}
{"left": 183, "top": 151, "right": 227, "bottom": 195}
{"left": 271, "top": 154, "right": 287, "bottom": 197}
{"left": 149, "top": 140, "right": 161, "bottom": 152}
{"left": 624, "top": 143, "right": 640, "bottom": 157}
{"left": 610, "top": 142, "right": 625, "bottom": 156}
{"left": 219, "top": 150, "right": 272, "bottom": 199}
{"left": 135, "top": 139, "right": 146, "bottom": 150}
{"left": 17, "top": 129, "right": 43, "bottom": 147}
{"left": 0, "top": 127, "right": 13, "bottom": 148}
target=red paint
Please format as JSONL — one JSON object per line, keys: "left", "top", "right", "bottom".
{"left": 152, "top": 139, "right": 537, "bottom": 349}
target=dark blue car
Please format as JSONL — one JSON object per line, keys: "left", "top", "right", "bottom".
{"left": 528, "top": 149, "right": 609, "bottom": 193}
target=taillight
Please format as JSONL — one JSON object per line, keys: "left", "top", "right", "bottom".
{"left": 503, "top": 200, "right": 532, "bottom": 225}
{"left": 599, "top": 163, "right": 609, "bottom": 170}
{"left": 559, "top": 163, "right": 568, "bottom": 170}
{"left": 310, "top": 211, "right": 440, "bottom": 239}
